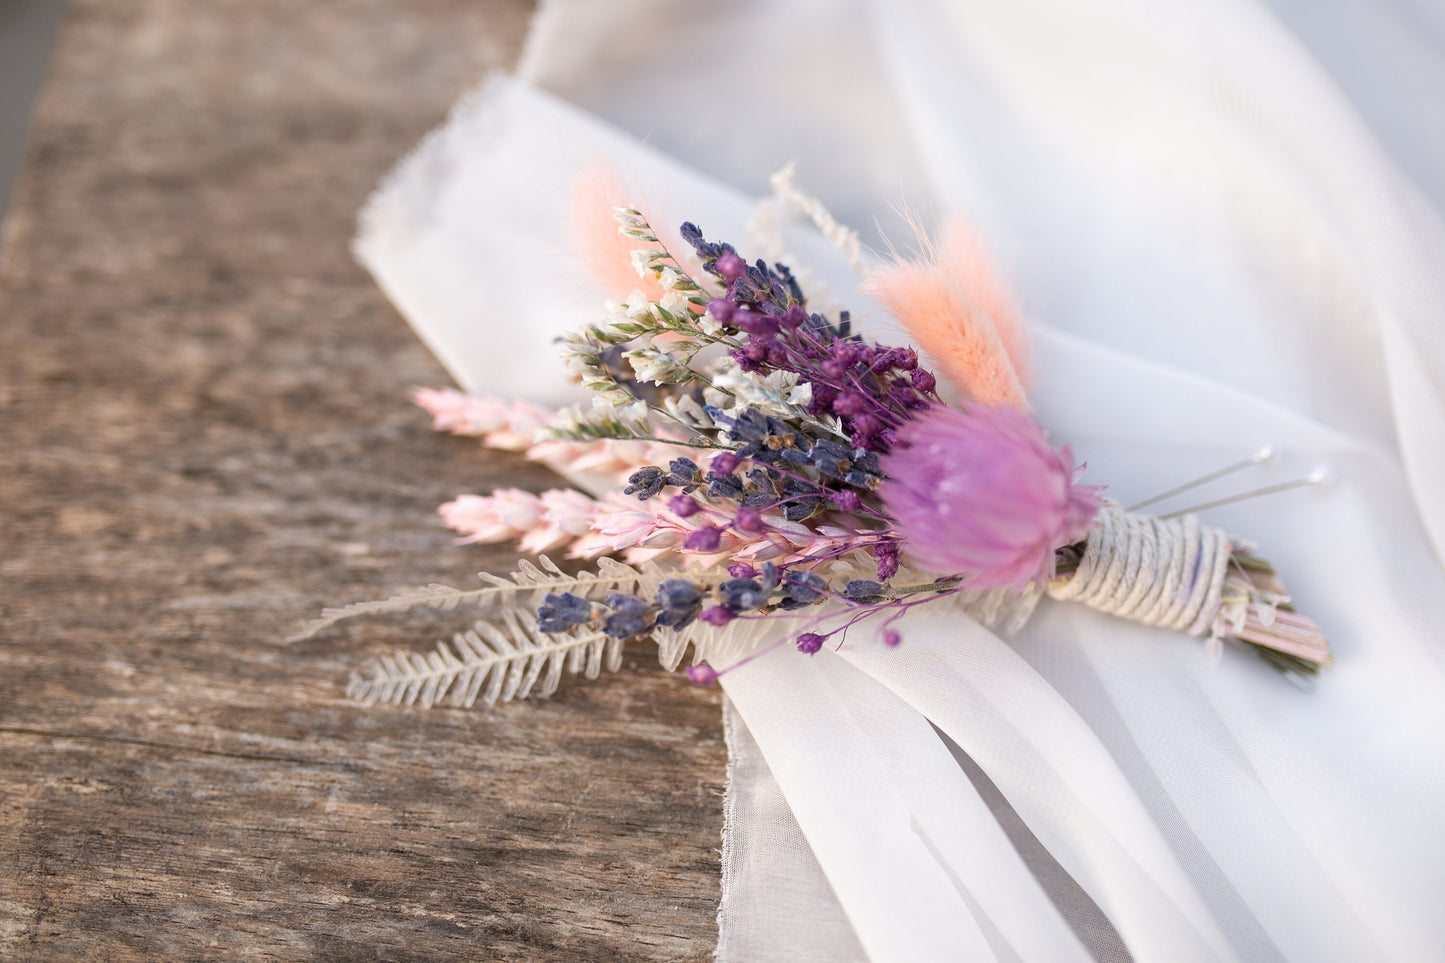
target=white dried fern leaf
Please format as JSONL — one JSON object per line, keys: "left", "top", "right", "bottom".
{"left": 291, "top": 555, "right": 647, "bottom": 641}
{"left": 347, "top": 608, "right": 624, "bottom": 709}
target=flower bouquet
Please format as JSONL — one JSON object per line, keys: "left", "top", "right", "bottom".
{"left": 298, "top": 200, "right": 1330, "bottom": 702}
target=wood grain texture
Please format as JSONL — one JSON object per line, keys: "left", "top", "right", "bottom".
{"left": 0, "top": 2, "right": 727, "bottom": 959}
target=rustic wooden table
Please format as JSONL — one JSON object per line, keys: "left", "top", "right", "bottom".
{"left": 0, "top": 2, "right": 727, "bottom": 958}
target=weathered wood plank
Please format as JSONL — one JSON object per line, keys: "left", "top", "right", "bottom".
{"left": 0, "top": 2, "right": 726, "bottom": 958}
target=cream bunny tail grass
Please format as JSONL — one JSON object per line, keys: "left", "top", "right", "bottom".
{"left": 865, "top": 217, "right": 1029, "bottom": 410}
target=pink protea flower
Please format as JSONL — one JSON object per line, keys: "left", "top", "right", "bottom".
{"left": 880, "top": 406, "right": 1104, "bottom": 592}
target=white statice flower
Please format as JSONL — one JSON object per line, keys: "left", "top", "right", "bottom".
{"left": 623, "top": 288, "right": 653, "bottom": 320}
{"left": 657, "top": 266, "right": 693, "bottom": 291}
{"left": 787, "top": 381, "right": 813, "bottom": 408}
{"left": 662, "top": 393, "right": 715, "bottom": 430}
{"left": 710, "top": 364, "right": 804, "bottom": 419}
{"left": 625, "top": 348, "right": 690, "bottom": 385}
{"left": 616, "top": 399, "right": 651, "bottom": 434}
{"left": 561, "top": 349, "right": 599, "bottom": 380}
{"left": 659, "top": 289, "right": 691, "bottom": 314}
{"left": 547, "top": 404, "right": 588, "bottom": 438}
{"left": 630, "top": 249, "right": 663, "bottom": 279}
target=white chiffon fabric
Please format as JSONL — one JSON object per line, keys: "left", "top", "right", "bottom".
{"left": 355, "top": 2, "right": 1445, "bottom": 960}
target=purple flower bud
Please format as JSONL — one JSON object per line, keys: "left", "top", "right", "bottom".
{"left": 624, "top": 466, "right": 666, "bottom": 500}
{"left": 833, "top": 392, "right": 867, "bottom": 416}
{"left": 718, "top": 578, "right": 768, "bottom": 612}
{"left": 851, "top": 414, "right": 881, "bottom": 438}
{"left": 684, "top": 526, "right": 723, "bottom": 552}
{"left": 699, "top": 606, "right": 734, "bottom": 626}
{"left": 896, "top": 348, "right": 919, "bottom": 371}
{"left": 883, "top": 629, "right": 902, "bottom": 647}
{"left": 687, "top": 663, "right": 719, "bottom": 685}
{"left": 735, "top": 309, "right": 780, "bottom": 338}
{"left": 734, "top": 506, "right": 765, "bottom": 533}
{"left": 780, "top": 305, "right": 807, "bottom": 330}
{"left": 821, "top": 359, "right": 847, "bottom": 380}
{"left": 731, "top": 347, "right": 763, "bottom": 373}
{"left": 911, "top": 368, "right": 937, "bottom": 393}
{"left": 830, "top": 489, "right": 862, "bottom": 512}
{"left": 711, "top": 452, "right": 741, "bottom": 474}
{"left": 796, "top": 633, "right": 825, "bottom": 655}
{"left": 806, "top": 386, "right": 838, "bottom": 417}
{"left": 669, "top": 494, "right": 700, "bottom": 518}
{"left": 874, "top": 541, "right": 901, "bottom": 581}
{"left": 716, "top": 251, "right": 746, "bottom": 280}
{"left": 728, "top": 563, "right": 759, "bottom": 578}
{"left": 707, "top": 298, "right": 736, "bottom": 323}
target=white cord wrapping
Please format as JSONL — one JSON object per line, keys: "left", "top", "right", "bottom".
{"left": 1047, "top": 502, "right": 1232, "bottom": 638}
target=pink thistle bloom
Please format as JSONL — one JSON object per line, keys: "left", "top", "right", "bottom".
{"left": 880, "top": 406, "right": 1104, "bottom": 592}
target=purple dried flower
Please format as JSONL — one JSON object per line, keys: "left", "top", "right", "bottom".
{"left": 880, "top": 406, "right": 1104, "bottom": 592}
{"left": 716, "top": 251, "right": 746, "bottom": 280}
{"left": 873, "top": 541, "right": 901, "bottom": 581}
{"left": 734, "top": 309, "right": 780, "bottom": 338}
{"left": 711, "top": 452, "right": 741, "bottom": 474}
{"left": 655, "top": 579, "right": 702, "bottom": 629}
{"left": 625, "top": 466, "right": 666, "bottom": 500}
{"left": 537, "top": 592, "right": 592, "bottom": 633}
{"left": 669, "top": 494, "right": 700, "bottom": 518}
{"left": 684, "top": 526, "right": 723, "bottom": 552}
{"left": 699, "top": 606, "right": 734, "bottom": 626}
{"left": 734, "top": 506, "right": 765, "bottom": 533}
{"left": 844, "top": 580, "right": 884, "bottom": 601}
{"left": 602, "top": 593, "right": 653, "bottom": 639}
{"left": 707, "top": 298, "right": 736, "bottom": 323}
{"left": 718, "top": 578, "right": 768, "bottom": 612}
{"left": 796, "top": 633, "right": 825, "bottom": 654}
{"left": 883, "top": 629, "right": 902, "bottom": 647}
{"left": 687, "top": 663, "right": 719, "bottom": 685}
{"left": 728, "top": 563, "right": 759, "bottom": 578}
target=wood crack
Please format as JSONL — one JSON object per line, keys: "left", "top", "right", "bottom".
{"left": 0, "top": 726, "right": 354, "bottom": 768}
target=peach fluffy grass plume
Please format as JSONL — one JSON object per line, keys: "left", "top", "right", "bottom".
{"left": 864, "top": 219, "right": 1030, "bottom": 410}
{"left": 880, "top": 405, "right": 1105, "bottom": 592}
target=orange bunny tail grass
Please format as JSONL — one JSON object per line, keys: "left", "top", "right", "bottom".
{"left": 567, "top": 165, "right": 666, "bottom": 303}
{"left": 865, "top": 217, "right": 1029, "bottom": 409}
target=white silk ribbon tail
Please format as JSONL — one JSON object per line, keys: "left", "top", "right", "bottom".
{"left": 718, "top": 641, "right": 1094, "bottom": 963}
{"left": 833, "top": 608, "right": 1242, "bottom": 963}
{"left": 717, "top": 699, "right": 865, "bottom": 962}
